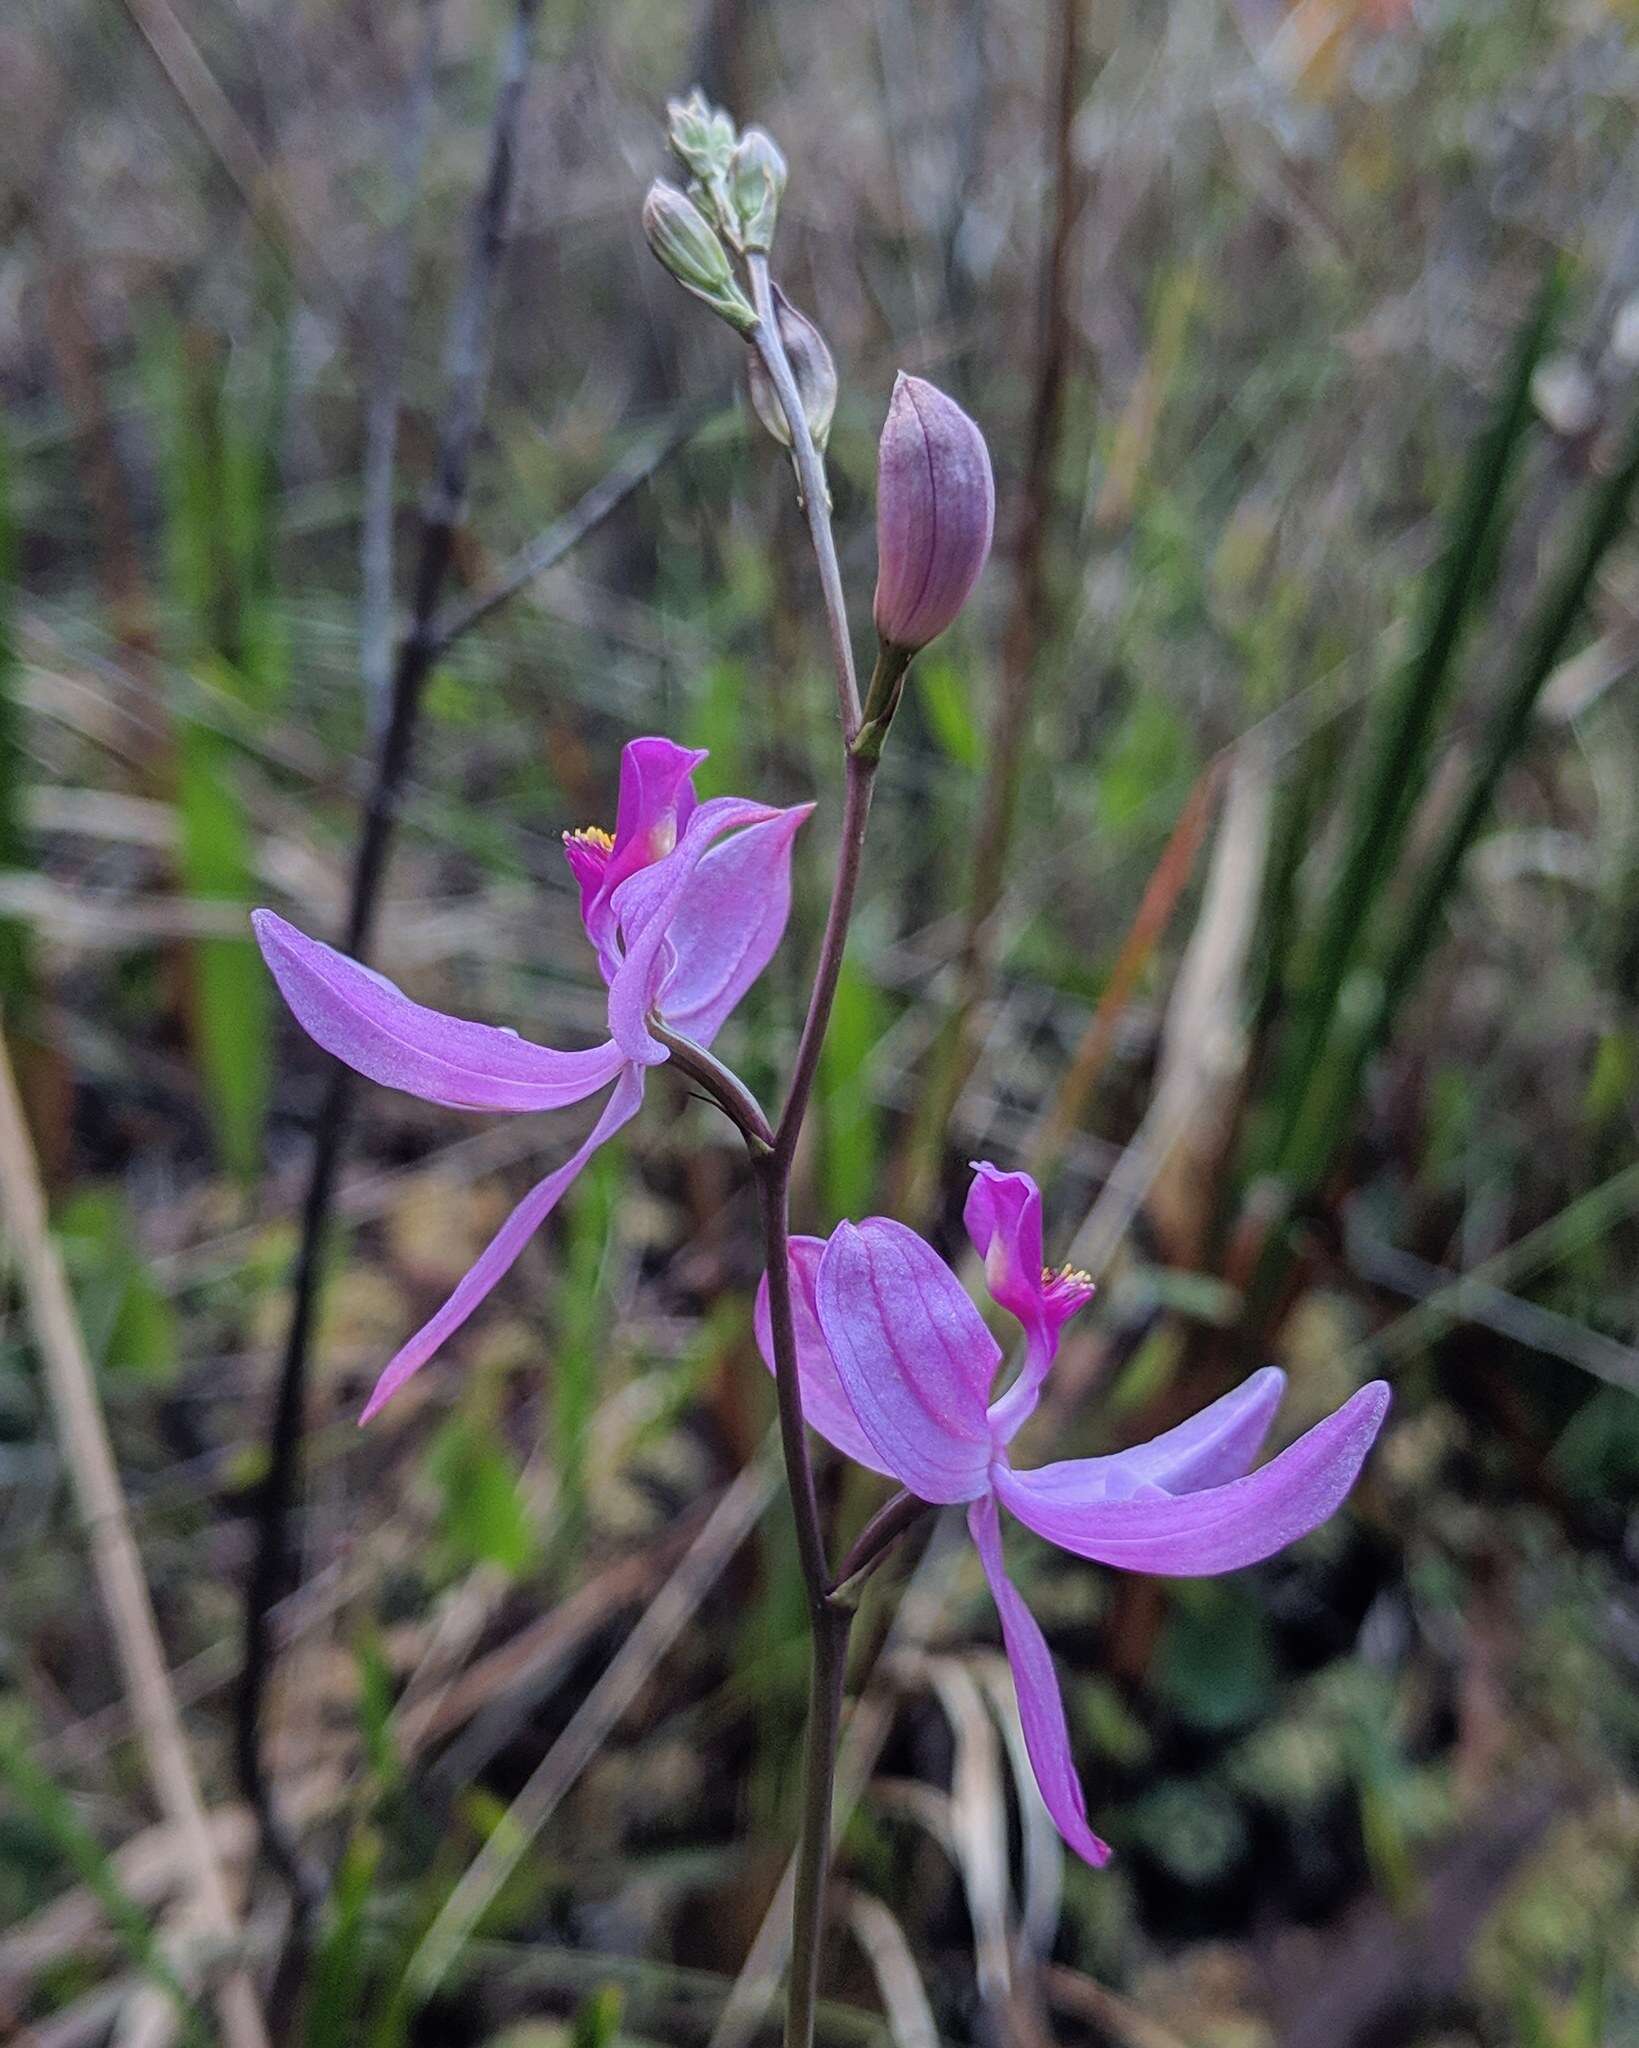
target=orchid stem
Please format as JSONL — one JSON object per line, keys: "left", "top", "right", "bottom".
{"left": 741, "top": 252, "right": 891, "bottom": 2048}
{"left": 747, "top": 253, "right": 863, "bottom": 745}
{"left": 649, "top": 1017, "right": 774, "bottom": 1153}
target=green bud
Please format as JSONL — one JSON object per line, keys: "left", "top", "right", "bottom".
{"left": 747, "top": 287, "right": 837, "bottom": 452}
{"left": 666, "top": 89, "right": 738, "bottom": 229}
{"left": 728, "top": 128, "right": 787, "bottom": 253}
{"left": 642, "top": 180, "right": 757, "bottom": 334}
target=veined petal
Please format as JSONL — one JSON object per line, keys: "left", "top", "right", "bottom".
{"left": 993, "top": 1381, "right": 1391, "bottom": 1576}
{"left": 754, "top": 1237, "right": 897, "bottom": 1478}
{"left": 964, "top": 1161, "right": 1094, "bottom": 1443}
{"left": 254, "top": 911, "right": 626, "bottom": 1112}
{"left": 968, "top": 1494, "right": 1110, "bottom": 1868}
{"left": 660, "top": 804, "right": 813, "bottom": 1047}
{"left": 359, "top": 1064, "right": 645, "bottom": 1421}
{"left": 814, "top": 1218, "right": 996, "bottom": 1504}
{"left": 604, "top": 796, "right": 785, "bottom": 1066}
{"left": 1016, "top": 1368, "right": 1288, "bottom": 1505}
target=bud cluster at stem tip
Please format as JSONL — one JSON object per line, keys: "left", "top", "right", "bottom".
{"left": 873, "top": 373, "right": 995, "bottom": 654}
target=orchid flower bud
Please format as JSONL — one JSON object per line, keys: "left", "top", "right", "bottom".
{"left": 872, "top": 373, "right": 994, "bottom": 653}
{"left": 642, "top": 180, "right": 756, "bottom": 334}
{"left": 747, "top": 287, "right": 837, "bottom": 452}
{"left": 728, "top": 127, "right": 787, "bottom": 252}
{"left": 666, "top": 90, "right": 738, "bottom": 234}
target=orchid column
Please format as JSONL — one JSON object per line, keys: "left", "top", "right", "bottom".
{"left": 646, "top": 94, "right": 995, "bottom": 2048}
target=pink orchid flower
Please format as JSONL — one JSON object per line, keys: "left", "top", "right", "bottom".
{"left": 255, "top": 736, "right": 811, "bottom": 1422}
{"left": 756, "top": 1161, "right": 1390, "bottom": 1866}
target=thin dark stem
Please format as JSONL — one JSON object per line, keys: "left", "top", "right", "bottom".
{"left": 361, "top": 0, "right": 442, "bottom": 731}
{"left": 737, "top": 245, "right": 895, "bottom": 2048}
{"left": 753, "top": 1164, "right": 835, "bottom": 1616}
{"left": 427, "top": 397, "right": 719, "bottom": 654}
{"left": 828, "top": 1487, "right": 931, "bottom": 1600}
{"left": 787, "top": 1599, "right": 850, "bottom": 2046}
{"left": 650, "top": 1018, "right": 775, "bottom": 1153}
{"left": 235, "top": 0, "right": 542, "bottom": 1920}
{"left": 775, "top": 751, "right": 877, "bottom": 1171}
{"left": 746, "top": 252, "right": 862, "bottom": 744}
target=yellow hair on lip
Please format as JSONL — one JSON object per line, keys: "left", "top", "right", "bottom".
{"left": 565, "top": 825, "right": 614, "bottom": 852}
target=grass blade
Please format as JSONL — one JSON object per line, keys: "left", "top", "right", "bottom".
{"left": 1266, "top": 263, "right": 1566, "bottom": 1173}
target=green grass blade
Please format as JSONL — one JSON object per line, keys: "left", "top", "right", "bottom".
{"left": 1282, "top": 384, "right": 1639, "bottom": 1196}
{"left": 551, "top": 1139, "right": 621, "bottom": 1547}
{"left": 0, "top": 424, "right": 32, "bottom": 1020}
{"left": 815, "top": 951, "right": 885, "bottom": 1221}
{"left": 305, "top": 1827, "right": 382, "bottom": 2048}
{"left": 1267, "top": 263, "right": 1566, "bottom": 1173}
{"left": 0, "top": 1735, "right": 210, "bottom": 2045}
{"left": 176, "top": 721, "right": 268, "bottom": 1185}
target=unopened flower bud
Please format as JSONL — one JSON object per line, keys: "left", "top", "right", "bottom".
{"left": 642, "top": 180, "right": 756, "bottom": 334}
{"left": 747, "top": 287, "right": 837, "bottom": 452}
{"left": 872, "top": 373, "right": 994, "bottom": 652}
{"left": 667, "top": 89, "right": 736, "bottom": 182}
{"left": 729, "top": 127, "right": 787, "bottom": 252}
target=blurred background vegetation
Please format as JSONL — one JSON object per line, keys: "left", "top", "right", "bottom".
{"left": 2, "top": 0, "right": 1639, "bottom": 2041}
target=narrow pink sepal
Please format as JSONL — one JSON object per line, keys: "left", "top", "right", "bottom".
{"left": 253, "top": 910, "right": 626, "bottom": 1113}
{"left": 358, "top": 1064, "right": 645, "bottom": 1422}
{"left": 1018, "top": 1368, "right": 1288, "bottom": 1505}
{"left": 753, "top": 1237, "right": 898, "bottom": 1479}
{"left": 993, "top": 1381, "right": 1391, "bottom": 1576}
{"left": 813, "top": 1218, "right": 996, "bottom": 1504}
{"left": 968, "top": 1494, "right": 1112, "bottom": 1868}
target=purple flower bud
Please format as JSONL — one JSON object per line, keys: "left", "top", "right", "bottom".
{"left": 872, "top": 373, "right": 994, "bottom": 653}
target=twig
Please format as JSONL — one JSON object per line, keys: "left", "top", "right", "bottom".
{"left": 115, "top": 0, "right": 350, "bottom": 317}
{"left": 405, "top": 1452, "right": 777, "bottom": 1999}
{"left": 361, "top": 0, "right": 444, "bottom": 728}
{"left": 235, "top": 0, "right": 543, "bottom": 1917}
{"left": 0, "top": 1024, "right": 269, "bottom": 2048}
{"left": 427, "top": 399, "right": 720, "bottom": 654}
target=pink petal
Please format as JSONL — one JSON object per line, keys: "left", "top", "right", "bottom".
{"left": 814, "top": 1219, "right": 997, "bottom": 1504}
{"left": 604, "top": 796, "right": 786, "bottom": 1066}
{"left": 1017, "top": 1368, "right": 1288, "bottom": 1505}
{"left": 964, "top": 1161, "right": 1094, "bottom": 1443}
{"left": 359, "top": 1064, "right": 645, "bottom": 1421}
{"left": 968, "top": 1494, "right": 1110, "bottom": 1868}
{"left": 992, "top": 1382, "right": 1391, "bottom": 1576}
{"left": 578, "top": 738, "right": 706, "bottom": 966}
{"left": 754, "top": 1237, "right": 898, "bottom": 1478}
{"left": 659, "top": 804, "right": 813, "bottom": 1047}
{"left": 254, "top": 911, "right": 626, "bottom": 1112}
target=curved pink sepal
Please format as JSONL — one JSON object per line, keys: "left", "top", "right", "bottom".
{"left": 254, "top": 910, "right": 626, "bottom": 1114}
{"left": 994, "top": 1381, "right": 1391, "bottom": 1576}
{"left": 968, "top": 1494, "right": 1111, "bottom": 1868}
{"left": 359, "top": 1063, "right": 645, "bottom": 1421}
